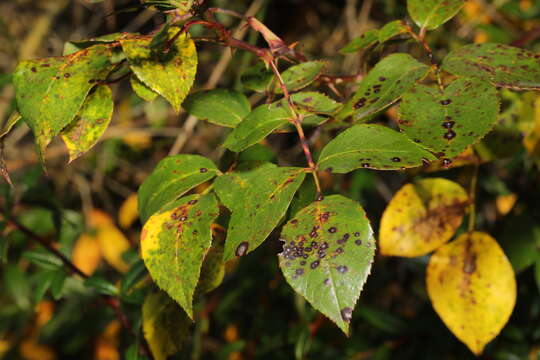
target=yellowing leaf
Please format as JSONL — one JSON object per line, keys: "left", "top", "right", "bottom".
{"left": 142, "top": 291, "right": 191, "bottom": 360}
{"left": 89, "top": 210, "right": 131, "bottom": 273}
{"left": 35, "top": 301, "right": 54, "bottom": 329}
{"left": 119, "top": 194, "right": 138, "bottom": 229}
{"left": 95, "top": 320, "right": 120, "bottom": 360}
{"left": 426, "top": 232, "right": 517, "bottom": 355}
{"left": 496, "top": 194, "right": 518, "bottom": 216}
{"left": 20, "top": 340, "right": 56, "bottom": 360}
{"left": 379, "top": 178, "right": 469, "bottom": 257}
{"left": 72, "top": 233, "right": 102, "bottom": 276}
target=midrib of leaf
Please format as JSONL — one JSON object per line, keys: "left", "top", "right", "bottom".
{"left": 266, "top": 169, "right": 303, "bottom": 199}
{"left": 422, "top": 0, "right": 448, "bottom": 29}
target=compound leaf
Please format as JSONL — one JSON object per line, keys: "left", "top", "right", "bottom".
{"left": 427, "top": 232, "right": 516, "bottom": 355}
{"left": 278, "top": 195, "right": 375, "bottom": 335}
{"left": 61, "top": 84, "right": 114, "bottom": 162}
{"left": 379, "top": 178, "right": 469, "bottom": 257}
{"left": 338, "top": 54, "right": 431, "bottom": 123}
{"left": 398, "top": 78, "right": 499, "bottom": 159}
{"left": 442, "top": 43, "right": 540, "bottom": 90}
{"left": 120, "top": 32, "right": 197, "bottom": 112}
{"left": 141, "top": 193, "right": 219, "bottom": 318}
{"left": 317, "top": 124, "right": 436, "bottom": 173}
{"left": 407, "top": 0, "right": 465, "bottom": 30}
{"left": 138, "top": 155, "right": 219, "bottom": 224}
{"left": 214, "top": 165, "right": 306, "bottom": 261}
{"left": 183, "top": 89, "right": 251, "bottom": 128}
{"left": 13, "top": 44, "right": 113, "bottom": 156}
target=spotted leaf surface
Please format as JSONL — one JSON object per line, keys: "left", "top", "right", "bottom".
{"left": 290, "top": 91, "right": 341, "bottom": 115}
{"left": 407, "top": 0, "right": 464, "bottom": 30}
{"left": 378, "top": 20, "right": 409, "bottom": 43}
{"left": 276, "top": 61, "right": 325, "bottom": 93}
{"left": 427, "top": 232, "right": 516, "bottom": 355}
{"left": 130, "top": 75, "right": 158, "bottom": 102}
{"left": 398, "top": 78, "right": 499, "bottom": 159}
{"left": 442, "top": 43, "right": 540, "bottom": 90}
{"left": 183, "top": 89, "right": 251, "bottom": 128}
{"left": 120, "top": 32, "right": 197, "bottom": 112}
{"left": 379, "top": 178, "right": 469, "bottom": 257}
{"left": 214, "top": 165, "right": 306, "bottom": 261}
{"left": 338, "top": 54, "right": 431, "bottom": 122}
{"left": 142, "top": 291, "right": 191, "bottom": 360}
{"left": 279, "top": 195, "right": 375, "bottom": 335}
{"left": 13, "top": 44, "right": 113, "bottom": 155}
{"left": 223, "top": 100, "right": 293, "bottom": 152}
{"left": 317, "top": 124, "right": 436, "bottom": 173}
{"left": 339, "top": 29, "right": 379, "bottom": 54}
{"left": 141, "top": 193, "right": 218, "bottom": 318}
{"left": 138, "top": 155, "right": 218, "bottom": 224}
{"left": 61, "top": 85, "right": 114, "bottom": 162}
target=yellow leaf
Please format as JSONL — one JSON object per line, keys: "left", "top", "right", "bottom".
{"left": 379, "top": 178, "right": 469, "bottom": 257}
{"left": 496, "top": 193, "right": 518, "bottom": 216}
{"left": 95, "top": 320, "right": 120, "bottom": 360}
{"left": 72, "top": 233, "right": 102, "bottom": 276}
{"left": 0, "top": 339, "right": 11, "bottom": 357}
{"left": 89, "top": 210, "right": 131, "bottom": 273}
{"left": 35, "top": 301, "right": 54, "bottom": 329}
{"left": 20, "top": 340, "right": 56, "bottom": 360}
{"left": 119, "top": 193, "right": 138, "bottom": 229}
{"left": 426, "top": 232, "right": 517, "bottom": 355}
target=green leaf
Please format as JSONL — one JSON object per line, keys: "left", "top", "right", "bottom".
{"left": 278, "top": 195, "right": 375, "bottom": 334}
{"left": 22, "top": 249, "right": 63, "bottom": 270}
{"left": 141, "top": 193, "right": 219, "bottom": 318}
{"left": 130, "top": 75, "right": 158, "bottom": 102}
{"left": 223, "top": 99, "right": 293, "bottom": 152}
{"left": 407, "top": 0, "right": 465, "bottom": 30}
{"left": 535, "top": 258, "right": 540, "bottom": 294}
{"left": 84, "top": 275, "right": 119, "bottom": 296}
{"left": 120, "top": 32, "right": 197, "bottom": 112}
{"left": 13, "top": 44, "right": 113, "bottom": 156}
{"left": 194, "top": 244, "right": 224, "bottom": 298}
{"left": 276, "top": 61, "right": 325, "bottom": 93}
{"left": 442, "top": 43, "right": 540, "bottom": 90}
{"left": 317, "top": 124, "right": 436, "bottom": 173}
{"left": 379, "top": 20, "right": 409, "bottom": 43}
{"left": 63, "top": 33, "right": 129, "bottom": 55}
{"left": 183, "top": 89, "right": 251, "bottom": 128}
{"left": 138, "top": 155, "right": 219, "bottom": 224}
{"left": 60, "top": 84, "right": 114, "bottom": 162}
{"left": 142, "top": 291, "right": 191, "bottom": 360}
{"left": 4, "top": 264, "right": 31, "bottom": 309}
{"left": 214, "top": 165, "right": 306, "bottom": 261}
{"left": 338, "top": 54, "right": 431, "bottom": 123}
{"left": 0, "top": 111, "right": 21, "bottom": 139}
{"left": 33, "top": 271, "right": 54, "bottom": 304}
{"left": 121, "top": 260, "right": 147, "bottom": 295}
{"left": 499, "top": 215, "right": 540, "bottom": 273}
{"left": 290, "top": 91, "right": 341, "bottom": 115}
{"left": 339, "top": 29, "right": 379, "bottom": 54}
{"left": 49, "top": 269, "right": 67, "bottom": 300}
{"left": 241, "top": 62, "right": 274, "bottom": 93}
{"left": 398, "top": 78, "right": 499, "bottom": 159}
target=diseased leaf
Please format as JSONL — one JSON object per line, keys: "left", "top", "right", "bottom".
{"left": 183, "top": 89, "right": 251, "bottom": 128}
{"left": 427, "top": 232, "right": 516, "bottom": 355}
{"left": 276, "top": 61, "right": 325, "bottom": 93}
{"left": 141, "top": 193, "right": 219, "bottom": 317}
{"left": 63, "top": 33, "right": 130, "bottom": 55}
{"left": 214, "top": 165, "right": 306, "bottom": 261}
{"left": 398, "top": 78, "right": 499, "bottom": 159}
{"left": 142, "top": 291, "right": 191, "bottom": 360}
{"left": 13, "top": 44, "right": 113, "bottom": 155}
{"left": 223, "top": 99, "right": 293, "bottom": 152}
{"left": 338, "top": 54, "right": 431, "bottom": 122}
{"left": 442, "top": 43, "right": 540, "bottom": 90}
{"left": 290, "top": 91, "right": 341, "bottom": 115}
{"left": 241, "top": 62, "right": 274, "bottom": 93}
{"left": 138, "top": 155, "right": 218, "bottom": 224}
{"left": 379, "top": 20, "right": 409, "bottom": 43}
{"left": 379, "top": 178, "right": 469, "bottom": 257}
{"left": 278, "top": 195, "right": 375, "bottom": 334}
{"left": 317, "top": 124, "right": 436, "bottom": 173}
{"left": 339, "top": 29, "right": 379, "bottom": 54}
{"left": 120, "top": 32, "right": 197, "bottom": 112}
{"left": 130, "top": 75, "right": 158, "bottom": 102}
{"left": 61, "top": 85, "right": 114, "bottom": 162}
{"left": 407, "top": 0, "right": 465, "bottom": 30}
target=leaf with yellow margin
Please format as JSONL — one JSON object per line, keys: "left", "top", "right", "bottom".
{"left": 89, "top": 210, "right": 131, "bottom": 273}
{"left": 119, "top": 193, "right": 139, "bottom": 229}
{"left": 426, "top": 232, "right": 517, "bottom": 355}
{"left": 142, "top": 291, "right": 191, "bottom": 360}
{"left": 379, "top": 178, "right": 469, "bottom": 257}
{"left": 72, "top": 233, "right": 102, "bottom": 276}
{"left": 141, "top": 193, "right": 218, "bottom": 318}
